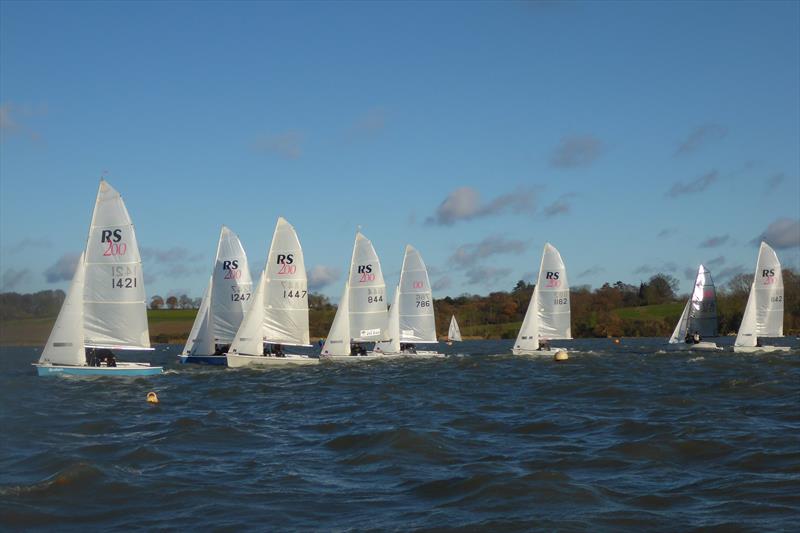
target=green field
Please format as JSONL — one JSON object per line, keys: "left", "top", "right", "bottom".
{"left": 613, "top": 302, "right": 684, "bottom": 320}
{"left": 0, "top": 302, "right": 689, "bottom": 346}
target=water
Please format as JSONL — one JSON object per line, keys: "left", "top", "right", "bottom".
{"left": 2, "top": 339, "right": 799, "bottom": 530}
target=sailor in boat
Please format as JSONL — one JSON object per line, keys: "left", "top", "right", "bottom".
{"left": 692, "top": 331, "right": 701, "bottom": 344}
{"left": 538, "top": 339, "right": 551, "bottom": 351}
{"left": 400, "top": 343, "right": 417, "bottom": 354}
{"left": 755, "top": 337, "right": 763, "bottom": 347}
{"left": 350, "top": 343, "right": 367, "bottom": 356}
{"left": 214, "top": 344, "right": 230, "bottom": 356}
{"left": 86, "top": 348, "right": 116, "bottom": 367}
{"left": 273, "top": 344, "right": 285, "bottom": 357}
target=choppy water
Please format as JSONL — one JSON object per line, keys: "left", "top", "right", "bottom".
{"left": 2, "top": 338, "right": 799, "bottom": 530}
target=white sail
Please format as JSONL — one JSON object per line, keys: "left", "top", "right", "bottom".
{"left": 347, "top": 232, "right": 388, "bottom": 341}
{"left": 536, "top": 243, "right": 571, "bottom": 340}
{"left": 182, "top": 276, "right": 213, "bottom": 356}
{"left": 229, "top": 271, "right": 267, "bottom": 356}
{"left": 39, "top": 253, "right": 87, "bottom": 366}
{"left": 668, "top": 300, "right": 692, "bottom": 344}
{"left": 321, "top": 285, "right": 351, "bottom": 356}
{"left": 374, "top": 286, "right": 401, "bottom": 354}
{"left": 669, "top": 264, "right": 718, "bottom": 343}
{"left": 448, "top": 315, "right": 462, "bottom": 342}
{"left": 398, "top": 245, "right": 437, "bottom": 343}
{"left": 263, "top": 217, "right": 310, "bottom": 346}
{"left": 514, "top": 284, "right": 540, "bottom": 352}
{"left": 82, "top": 180, "right": 150, "bottom": 349}
{"left": 735, "top": 242, "right": 784, "bottom": 346}
{"left": 689, "top": 264, "right": 718, "bottom": 338}
{"left": 210, "top": 226, "right": 253, "bottom": 345}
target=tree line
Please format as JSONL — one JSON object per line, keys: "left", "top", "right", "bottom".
{"left": 2, "top": 270, "right": 798, "bottom": 339}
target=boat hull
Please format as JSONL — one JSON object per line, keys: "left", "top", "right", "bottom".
{"left": 510, "top": 347, "right": 566, "bottom": 357}
{"left": 670, "top": 341, "right": 722, "bottom": 351}
{"left": 322, "top": 351, "right": 444, "bottom": 362}
{"left": 178, "top": 354, "right": 227, "bottom": 366}
{"left": 226, "top": 353, "right": 319, "bottom": 367}
{"left": 34, "top": 362, "right": 163, "bottom": 377}
{"left": 732, "top": 345, "right": 791, "bottom": 354}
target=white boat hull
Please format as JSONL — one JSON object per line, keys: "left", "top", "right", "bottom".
{"left": 321, "top": 350, "right": 444, "bottom": 362}
{"left": 225, "top": 353, "right": 319, "bottom": 367}
{"left": 670, "top": 341, "right": 722, "bottom": 351}
{"left": 34, "top": 362, "right": 163, "bottom": 377}
{"left": 732, "top": 345, "right": 791, "bottom": 354}
{"left": 510, "top": 347, "right": 566, "bottom": 357}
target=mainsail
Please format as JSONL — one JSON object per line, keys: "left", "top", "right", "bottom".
{"left": 82, "top": 180, "right": 150, "bottom": 349}
{"left": 263, "top": 217, "right": 310, "bottom": 346}
{"left": 347, "top": 232, "right": 388, "bottom": 342}
{"left": 514, "top": 243, "right": 571, "bottom": 352}
{"left": 448, "top": 315, "right": 462, "bottom": 342}
{"left": 229, "top": 217, "right": 309, "bottom": 354}
{"left": 398, "top": 245, "right": 437, "bottom": 343}
{"left": 210, "top": 226, "right": 253, "bottom": 344}
{"left": 669, "top": 264, "right": 718, "bottom": 343}
{"left": 39, "top": 253, "right": 87, "bottom": 366}
{"left": 735, "top": 242, "right": 784, "bottom": 347}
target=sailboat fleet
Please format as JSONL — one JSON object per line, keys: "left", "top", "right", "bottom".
{"left": 34, "top": 181, "right": 795, "bottom": 376}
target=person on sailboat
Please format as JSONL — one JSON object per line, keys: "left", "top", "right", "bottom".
{"left": 692, "top": 331, "right": 701, "bottom": 344}
{"left": 538, "top": 339, "right": 551, "bottom": 351}
{"left": 273, "top": 344, "right": 285, "bottom": 357}
{"left": 684, "top": 332, "right": 693, "bottom": 344}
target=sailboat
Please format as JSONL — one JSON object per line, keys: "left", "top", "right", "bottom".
{"left": 372, "top": 245, "right": 443, "bottom": 357}
{"left": 512, "top": 243, "right": 571, "bottom": 356}
{"left": 34, "top": 180, "right": 162, "bottom": 376}
{"left": 320, "top": 232, "right": 390, "bottom": 361}
{"left": 668, "top": 264, "right": 722, "bottom": 351}
{"left": 226, "top": 217, "right": 317, "bottom": 367}
{"left": 179, "top": 226, "right": 253, "bottom": 365}
{"left": 733, "top": 242, "right": 790, "bottom": 353}
{"left": 447, "top": 315, "right": 462, "bottom": 345}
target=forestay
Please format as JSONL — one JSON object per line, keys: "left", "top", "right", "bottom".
{"left": 82, "top": 180, "right": 150, "bottom": 349}
{"left": 210, "top": 226, "right": 253, "bottom": 344}
{"left": 398, "top": 245, "right": 437, "bottom": 343}
{"left": 39, "top": 253, "right": 87, "bottom": 366}
{"left": 348, "top": 232, "right": 388, "bottom": 342}
{"left": 735, "top": 242, "right": 784, "bottom": 347}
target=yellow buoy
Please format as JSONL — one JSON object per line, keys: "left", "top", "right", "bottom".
{"left": 554, "top": 350, "right": 568, "bottom": 361}
{"left": 613, "top": 338, "right": 621, "bottom": 344}
{"left": 146, "top": 391, "right": 159, "bottom": 404}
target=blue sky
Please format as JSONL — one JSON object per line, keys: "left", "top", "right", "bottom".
{"left": 2, "top": 0, "right": 799, "bottom": 301}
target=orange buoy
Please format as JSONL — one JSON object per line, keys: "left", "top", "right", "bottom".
{"left": 146, "top": 391, "right": 159, "bottom": 404}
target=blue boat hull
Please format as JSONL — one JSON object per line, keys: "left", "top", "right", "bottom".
{"left": 34, "top": 364, "right": 163, "bottom": 377}
{"left": 178, "top": 355, "right": 227, "bottom": 366}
